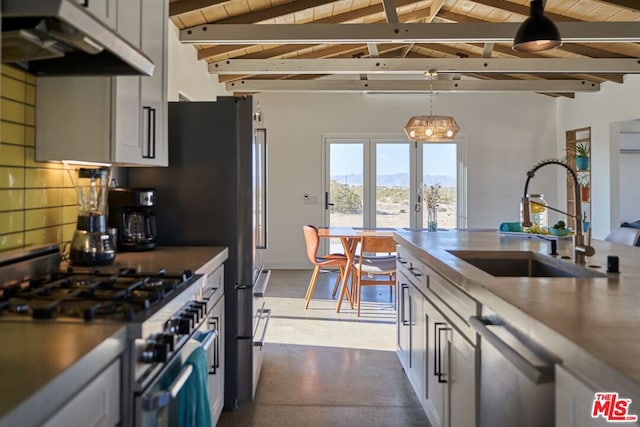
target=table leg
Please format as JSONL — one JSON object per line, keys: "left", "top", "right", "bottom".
{"left": 336, "top": 237, "right": 358, "bottom": 312}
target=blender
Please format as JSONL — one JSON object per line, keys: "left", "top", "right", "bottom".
{"left": 68, "top": 166, "right": 116, "bottom": 266}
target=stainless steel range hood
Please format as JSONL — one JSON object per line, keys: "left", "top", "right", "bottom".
{"left": 1, "top": 0, "right": 154, "bottom": 76}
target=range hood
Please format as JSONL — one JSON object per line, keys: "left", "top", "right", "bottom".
{"left": 1, "top": 0, "right": 154, "bottom": 76}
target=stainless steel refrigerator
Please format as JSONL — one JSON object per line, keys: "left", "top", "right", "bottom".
{"left": 128, "top": 97, "right": 269, "bottom": 409}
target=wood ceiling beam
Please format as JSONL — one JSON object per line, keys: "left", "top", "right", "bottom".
{"left": 593, "top": 0, "right": 640, "bottom": 11}
{"left": 224, "top": 79, "right": 599, "bottom": 93}
{"left": 468, "top": 0, "right": 579, "bottom": 22}
{"left": 198, "top": 3, "right": 431, "bottom": 61}
{"left": 208, "top": 58, "right": 640, "bottom": 74}
{"left": 169, "top": 0, "right": 231, "bottom": 17}
{"left": 314, "top": 0, "right": 419, "bottom": 24}
{"left": 181, "top": 22, "right": 640, "bottom": 44}
{"left": 382, "top": 0, "right": 400, "bottom": 24}
{"left": 213, "top": 0, "right": 338, "bottom": 24}
{"left": 437, "top": 8, "right": 635, "bottom": 58}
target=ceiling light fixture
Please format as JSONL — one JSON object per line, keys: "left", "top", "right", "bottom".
{"left": 404, "top": 71, "right": 459, "bottom": 142}
{"left": 513, "top": 0, "right": 562, "bottom": 52}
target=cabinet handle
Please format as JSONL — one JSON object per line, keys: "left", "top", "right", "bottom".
{"left": 208, "top": 316, "right": 220, "bottom": 375}
{"left": 397, "top": 256, "right": 407, "bottom": 265}
{"left": 434, "top": 322, "right": 446, "bottom": 377}
{"left": 142, "top": 107, "right": 156, "bottom": 159}
{"left": 409, "top": 266, "right": 422, "bottom": 278}
{"left": 437, "top": 325, "right": 450, "bottom": 383}
{"left": 400, "top": 283, "right": 410, "bottom": 326}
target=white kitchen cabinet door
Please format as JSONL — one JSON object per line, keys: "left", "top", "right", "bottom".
{"left": 448, "top": 327, "right": 476, "bottom": 427}
{"left": 73, "top": 0, "right": 118, "bottom": 29}
{"left": 43, "top": 359, "right": 121, "bottom": 427}
{"left": 135, "top": 0, "right": 169, "bottom": 166}
{"left": 556, "top": 365, "right": 620, "bottom": 427}
{"left": 397, "top": 275, "right": 411, "bottom": 372}
{"left": 408, "top": 284, "right": 424, "bottom": 398}
{"left": 424, "top": 297, "right": 447, "bottom": 427}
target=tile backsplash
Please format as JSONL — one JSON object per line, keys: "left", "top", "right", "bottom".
{"left": 0, "top": 65, "right": 77, "bottom": 252}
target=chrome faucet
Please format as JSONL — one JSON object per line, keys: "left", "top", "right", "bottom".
{"left": 522, "top": 159, "right": 595, "bottom": 264}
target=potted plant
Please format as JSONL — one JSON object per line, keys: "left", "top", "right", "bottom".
{"left": 564, "top": 142, "right": 590, "bottom": 171}
{"left": 574, "top": 141, "right": 590, "bottom": 171}
{"left": 578, "top": 174, "right": 590, "bottom": 202}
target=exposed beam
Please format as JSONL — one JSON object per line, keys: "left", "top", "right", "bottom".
{"left": 208, "top": 58, "right": 640, "bottom": 74}
{"left": 169, "top": 0, "right": 231, "bottom": 17}
{"left": 428, "top": 0, "right": 446, "bottom": 22}
{"left": 482, "top": 43, "right": 494, "bottom": 58}
{"left": 381, "top": 0, "right": 399, "bottom": 24}
{"left": 314, "top": 0, "right": 418, "bottom": 24}
{"left": 198, "top": 44, "right": 252, "bottom": 61}
{"left": 225, "top": 79, "right": 599, "bottom": 93}
{"left": 213, "top": 0, "right": 336, "bottom": 24}
{"left": 181, "top": 22, "right": 640, "bottom": 44}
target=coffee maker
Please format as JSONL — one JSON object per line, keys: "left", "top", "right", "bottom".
{"left": 108, "top": 188, "right": 157, "bottom": 251}
{"left": 69, "top": 166, "right": 116, "bottom": 266}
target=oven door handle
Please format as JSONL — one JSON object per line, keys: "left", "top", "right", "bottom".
{"left": 201, "top": 329, "right": 218, "bottom": 352}
{"left": 142, "top": 364, "right": 193, "bottom": 411}
{"left": 253, "top": 308, "right": 271, "bottom": 347}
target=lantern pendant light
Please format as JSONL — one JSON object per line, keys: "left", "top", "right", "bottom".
{"left": 404, "top": 71, "right": 459, "bottom": 142}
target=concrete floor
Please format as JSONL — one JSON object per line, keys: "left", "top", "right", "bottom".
{"left": 217, "top": 269, "right": 430, "bottom": 427}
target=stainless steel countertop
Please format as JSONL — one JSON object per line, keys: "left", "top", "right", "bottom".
{"left": 394, "top": 230, "right": 640, "bottom": 405}
{"left": 0, "top": 246, "right": 229, "bottom": 426}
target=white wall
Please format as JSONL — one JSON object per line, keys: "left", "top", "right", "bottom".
{"left": 558, "top": 75, "right": 640, "bottom": 238}
{"left": 256, "top": 91, "right": 558, "bottom": 269}
{"left": 167, "top": 22, "right": 227, "bottom": 101}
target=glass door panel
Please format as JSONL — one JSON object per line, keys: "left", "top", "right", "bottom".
{"left": 375, "top": 142, "right": 411, "bottom": 228}
{"left": 327, "top": 141, "right": 364, "bottom": 253}
{"left": 422, "top": 143, "right": 457, "bottom": 229}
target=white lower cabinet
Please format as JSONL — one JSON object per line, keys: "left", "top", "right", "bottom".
{"left": 556, "top": 364, "right": 623, "bottom": 427}
{"left": 44, "top": 358, "right": 121, "bottom": 427}
{"left": 397, "top": 247, "right": 477, "bottom": 427}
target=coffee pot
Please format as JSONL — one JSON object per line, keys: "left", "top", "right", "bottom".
{"left": 108, "top": 188, "right": 157, "bottom": 251}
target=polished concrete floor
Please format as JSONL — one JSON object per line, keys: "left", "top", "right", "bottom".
{"left": 217, "top": 269, "right": 430, "bottom": 427}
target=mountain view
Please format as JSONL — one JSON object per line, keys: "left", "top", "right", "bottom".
{"left": 330, "top": 173, "right": 456, "bottom": 187}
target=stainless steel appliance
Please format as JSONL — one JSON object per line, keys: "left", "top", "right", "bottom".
{"left": 470, "top": 316, "right": 557, "bottom": 427}
{"left": 68, "top": 166, "right": 116, "bottom": 266}
{"left": 1, "top": 0, "right": 154, "bottom": 76}
{"left": 108, "top": 188, "right": 157, "bottom": 252}
{"left": 0, "top": 243, "right": 222, "bottom": 427}
{"left": 129, "top": 97, "right": 270, "bottom": 409}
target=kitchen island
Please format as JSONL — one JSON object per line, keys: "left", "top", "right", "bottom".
{"left": 0, "top": 246, "right": 228, "bottom": 427}
{"left": 394, "top": 230, "right": 640, "bottom": 424}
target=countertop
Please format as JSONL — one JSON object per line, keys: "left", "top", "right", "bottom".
{"left": 0, "top": 246, "right": 228, "bottom": 427}
{"left": 394, "top": 230, "right": 640, "bottom": 403}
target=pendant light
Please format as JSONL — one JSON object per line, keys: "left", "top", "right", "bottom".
{"left": 404, "top": 71, "right": 459, "bottom": 142}
{"left": 513, "top": 0, "right": 562, "bottom": 52}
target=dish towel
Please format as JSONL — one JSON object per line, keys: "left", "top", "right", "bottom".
{"left": 178, "top": 346, "right": 213, "bottom": 427}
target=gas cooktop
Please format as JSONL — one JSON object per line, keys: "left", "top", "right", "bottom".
{"left": 0, "top": 267, "right": 195, "bottom": 322}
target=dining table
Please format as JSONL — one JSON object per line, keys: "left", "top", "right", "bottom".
{"left": 317, "top": 227, "right": 396, "bottom": 313}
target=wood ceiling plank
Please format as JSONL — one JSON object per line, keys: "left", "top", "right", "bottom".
{"left": 169, "top": 0, "right": 233, "bottom": 17}
{"left": 592, "top": 0, "right": 640, "bottom": 12}
{"left": 214, "top": 0, "right": 338, "bottom": 24}
{"left": 470, "top": 0, "right": 580, "bottom": 21}
{"left": 198, "top": 44, "right": 253, "bottom": 60}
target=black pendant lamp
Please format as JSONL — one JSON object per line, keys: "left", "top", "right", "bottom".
{"left": 513, "top": 0, "right": 562, "bottom": 52}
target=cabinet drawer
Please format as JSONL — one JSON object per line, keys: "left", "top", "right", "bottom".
{"left": 397, "top": 247, "right": 427, "bottom": 293}
{"left": 44, "top": 358, "right": 121, "bottom": 427}
{"left": 426, "top": 269, "right": 479, "bottom": 341}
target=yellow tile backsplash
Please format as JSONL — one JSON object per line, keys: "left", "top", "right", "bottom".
{"left": 0, "top": 65, "right": 77, "bottom": 252}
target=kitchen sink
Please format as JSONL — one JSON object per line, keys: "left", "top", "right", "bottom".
{"left": 448, "top": 250, "right": 606, "bottom": 278}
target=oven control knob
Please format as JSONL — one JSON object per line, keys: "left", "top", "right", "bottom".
{"left": 178, "top": 316, "right": 193, "bottom": 335}
{"left": 192, "top": 301, "right": 207, "bottom": 316}
{"left": 164, "top": 317, "right": 181, "bottom": 334}
{"left": 160, "top": 333, "right": 176, "bottom": 352}
{"left": 140, "top": 341, "right": 170, "bottom": 364}
{"left": 185, "top": 308, "right": 200, "bottom": 323}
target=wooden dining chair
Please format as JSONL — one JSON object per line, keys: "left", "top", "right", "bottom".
{"left": 302, "top": 225, "right": 348, "bottom": 309}
{"left": 353, "top": 236, "right": 397, "bottom": 316}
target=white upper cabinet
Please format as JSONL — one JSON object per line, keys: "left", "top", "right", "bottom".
{"left": 72, "top": 0, "right": 118, "bottom": 29}
{"left": 36, "top": 0, "right": 168, "bottom": 166}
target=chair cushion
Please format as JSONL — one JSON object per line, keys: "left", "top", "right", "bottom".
{"left": 605, "top": 227, "right": 640, "bottom": 247}
{"left": 355, "top": 256, "right": 396, "bottom": 274}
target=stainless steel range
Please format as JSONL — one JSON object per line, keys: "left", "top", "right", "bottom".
{"left": 0, "top": 243, "right": 223, "bottom": 426}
